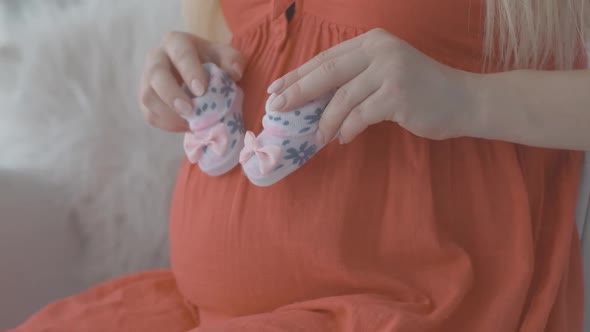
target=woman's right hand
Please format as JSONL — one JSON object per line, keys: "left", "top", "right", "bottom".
{"left": 139, "top": 31, "right": 245, "bottom": 132}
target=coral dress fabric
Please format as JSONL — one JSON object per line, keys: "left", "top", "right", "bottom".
{"left": 12, "top": 0, "right": 586, "bottom": 331}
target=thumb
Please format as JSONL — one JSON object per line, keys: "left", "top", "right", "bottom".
{"left": 205, "top": 43, "right": 246, "bottom": 81}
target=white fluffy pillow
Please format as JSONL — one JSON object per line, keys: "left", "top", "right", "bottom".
{"left": 0, "top": 0, "right": 184, "bottom": 285}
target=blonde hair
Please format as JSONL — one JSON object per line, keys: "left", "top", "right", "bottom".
{"left": 183, "top": 0, "right": 589, "bottom": 70}
{"left": 485, "top": 0, "right": 588, "bottom": 70}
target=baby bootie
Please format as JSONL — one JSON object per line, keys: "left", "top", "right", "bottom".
{"left": 239, "top": 92, "right": 334, "bottom": 186}
{"left": 182, "top": 63, "right": 245, "bottom": 176}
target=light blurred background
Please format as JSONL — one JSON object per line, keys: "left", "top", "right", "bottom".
{"left": 0, "top": 0, "right": 185, "bottom": 328}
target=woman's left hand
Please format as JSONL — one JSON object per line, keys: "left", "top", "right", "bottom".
{"left": 266, "top": 28, "right": 479, "bottom": 144}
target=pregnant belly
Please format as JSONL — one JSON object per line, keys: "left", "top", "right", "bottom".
{"left": 167, "top": 118, "right": 472, "bottom": 318}
{"left": 170, "top": 206, "right": 349, "bottom": 316}
{"left": 168, "top": 160, "right": 349, "bottom": 316}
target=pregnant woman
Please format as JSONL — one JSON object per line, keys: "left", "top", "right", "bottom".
{"left": 12, "top": 0, "right": 590, "bottom": 331}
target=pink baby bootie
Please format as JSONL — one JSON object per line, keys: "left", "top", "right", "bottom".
{"left": 182, "top": 63, "right": 245, "bottom": 176}
{"left": 239, "top": 92, "right": 334, "bottom": 186}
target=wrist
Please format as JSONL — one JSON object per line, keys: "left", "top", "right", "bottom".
{"left": 460, "top": 70, "right": 493, "bottom": 140}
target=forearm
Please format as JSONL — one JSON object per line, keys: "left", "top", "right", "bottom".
{"left": 468, "top": 69, "right": 590, "bottom": 150}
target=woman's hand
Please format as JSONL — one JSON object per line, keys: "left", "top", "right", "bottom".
{"left": 139, "top": 31, "right": 245, "bottom": 132}
{"left": 266, "top": 28, "right": 478, "bottom": 144}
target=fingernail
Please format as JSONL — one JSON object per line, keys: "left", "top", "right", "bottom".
{"left": 315, "top": 130, "right": 325, "bottom": 145}
{"left": 191, "top": 79, "right": 204, "bottom": 96}
{"left": 232, "top": 63, "right": 243, "bottom": 79}
{"left": 174, "top": 98, "right": 193, "bottom": 116}
{"left": 333, "top": 131, "right": 342, "bottom": 142}
{"left": 267, "top": 78, "right": 284, "bottom": 94}
{"left": 269, "top": 94, "right": 286, "bottom": 111}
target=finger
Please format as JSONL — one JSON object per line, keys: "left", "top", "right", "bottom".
{"left": 338, "top": 88, "right": 390, "bottom": 144}
{"left": 142, "top": 108, "right": 190, "bottom": 132}
{"left": 205, "top": 43, "right": 246, "bottom": 81}
{"left": 163, "top": 32, "right": 208, "bottom": 96}
{"left": 157, "top": 114, "right": 190, "bottom": 132}
{"left": 317, "top": 68, "right": 379, "bottom": 144}
{"left": 140, "top": 87, "right": 190, "bottom": 132}
{"left": 141, "top": 85, "right": 174, "bottom": 118}
{"left": 268, "top": 50, "right": 370, "bottom": 112}
{"left": 148, "top": 52, "right": 195, "bottom": 118}
{"left": 267, "top": 35, "right": 364, "bottom": 94}
{"left": 146, "top": 109, "right": 190, "bottom": 132}
{"left": 151, "top": 66, "right": 195, "bottom": 117}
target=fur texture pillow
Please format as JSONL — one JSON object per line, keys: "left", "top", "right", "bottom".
{"left": 0, "top": 0, "right": 184, "bottom": 285}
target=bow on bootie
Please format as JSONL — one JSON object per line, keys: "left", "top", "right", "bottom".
{"left": 184, "top": 123, "right": 229, "bottom": 163}
{"left": 239, "top": 131, "right": 282, "bottom": 175}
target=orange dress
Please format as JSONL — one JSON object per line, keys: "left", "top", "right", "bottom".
{"left": 12, "top": 0, "right": 586, "bottom": 331}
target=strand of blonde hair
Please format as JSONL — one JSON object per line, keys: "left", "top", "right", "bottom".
{"left": 485, "top": 0, "right": 588, "bottom": 70}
